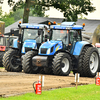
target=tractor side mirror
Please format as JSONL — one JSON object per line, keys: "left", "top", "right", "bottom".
{"left": 45, "top": 34, "right": 48, "bottom": 38}
{"left": 38, "top": 30, "right": 42, "bottom": 36}
{"left": 10, "top": 29, "right": 14, "bottom": 35}
{"left": 73, "top": 31, "right": 78, "bottom": 37}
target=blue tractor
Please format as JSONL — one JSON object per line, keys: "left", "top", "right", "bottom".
{"left": 22, "top": 22, "right": 100, "bottom": 77}
{"left": 2, "top": 23, "right": 49, "bottom": 72}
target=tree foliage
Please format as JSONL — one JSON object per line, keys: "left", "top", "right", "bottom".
{"left": 0, "top": 7, "right": 15, "bottom": 27}
{"left": 6, "top": 0, "right": 96, "bottom": 22}
{"left": 35, "top": 0, "right": 95, "bottom": 21}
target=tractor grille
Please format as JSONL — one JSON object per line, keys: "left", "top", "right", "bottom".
{"left": 25, "top": 47, "right": 32, "bottom": 52}
{"left": 41, "top": 48, "right": 47, "bottom": 54}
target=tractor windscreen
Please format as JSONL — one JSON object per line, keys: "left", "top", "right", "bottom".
{"left": 23, "top": 29, "right": 42, "bottom": 43}
{"left": 52, "top": 30, "right": 68, "bottom": 45}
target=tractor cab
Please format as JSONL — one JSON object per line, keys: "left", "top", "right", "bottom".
{"left": 18, "top": 23, "right": 49, "bottom": 54}
{"left": 38, "top": 22, "right": 84, "bottom": 55}
{"left": 0, "top": 34, "right": 8, "bottom": 51}
{"left": 0, "top": 34, "right": 18, "bottom": 51}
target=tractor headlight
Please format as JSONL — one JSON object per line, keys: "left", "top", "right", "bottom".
{"left": 47, "top": 48, "right": 51, "bottom": 54}
{"left": 22, "top": 47, "right": 25, "bottom": 52}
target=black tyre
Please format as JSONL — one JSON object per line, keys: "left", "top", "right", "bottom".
{"left": 44, "top": 67, "right": 53, "bottom": 75}
{"left": 0, "top": 52, "right": 5, "bottom": 67}
{"left": 2, "top": 49, "right": 22, "bottom": 72}
{"left": 82, "top": 47, "right": 99, "bottom": 77}
{"left": 76, "top": 46, "right": 89, "bottom": 76}
{"left": 38, "top": 68, "right": 45, "bottom": 74}
{"left": 52, "top": 52, "right": 72, "bottom": 76}
{"left": 22, "top": 51, "right": 40, "bottom": 74}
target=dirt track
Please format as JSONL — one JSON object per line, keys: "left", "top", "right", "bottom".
{"left": 0, "top": 68, "right": 95, "bottom": 97}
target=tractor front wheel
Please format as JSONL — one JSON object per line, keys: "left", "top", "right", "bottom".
{"left": 52, "top": 52, "right": 72, "bottom": 76}
{"left": 0, "top": 52, "right": 5, "bottom": 67}
{"left": 22, "top": 51, "right": 40, "bottom": 74}
{"left": 2, "top": 49, "right": 22, "bottom": 72}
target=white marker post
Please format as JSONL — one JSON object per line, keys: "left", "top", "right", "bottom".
{"left": 75, "top": 73, "right": 80, "bottom": 89}
{"left": 42, "top": 76, "right": 44, "bottom": 86}
{"left": 39, "top": 75, "right": 45, "bottom": 93}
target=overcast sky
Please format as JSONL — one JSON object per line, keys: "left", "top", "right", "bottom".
{"left": 1, "top": 0, "right": 100, "bottom": 19}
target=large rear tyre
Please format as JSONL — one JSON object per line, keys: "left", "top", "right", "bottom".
{"left": 22, "top": 51, "right": 40, "bottom": 74}
{"left": 76, "top": 46, "right": 89, "bottom": 76}
{"left": 0, "top": 52, "right": 5, "bottom": 67}
{"left": 83, "top": 47, "right": 99, "bottom": 77}
{"left": 2, "top": 49, "right": 22, "bottom": 72}
{"left": 52, "top": 52, "right": 72, "bottom": 76}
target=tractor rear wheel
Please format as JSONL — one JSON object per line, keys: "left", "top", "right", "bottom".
{"left": 52, "top": 52, "right": 72, "bottom": 76}
{"left": 83, "top": 47, "right": 99, "bottom": 77}
{"left": 22, "top": 51, "right": 40, "bottom": 74}
{"left": 76, "top": 46, "right": 89, "bottom": 76}
{"left": 0, "top": 52, "right": 5, "bottom": 67}
{"left": 2, "top": 49, "right": 22, "bottom": 72}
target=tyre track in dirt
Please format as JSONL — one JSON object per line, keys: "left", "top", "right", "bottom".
{"left": 0, "top": 69, "right": 95, "bottom": 97}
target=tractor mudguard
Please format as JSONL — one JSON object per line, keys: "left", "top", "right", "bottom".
{"left": 72, "top": 41, "right": 92, "bottom": 56}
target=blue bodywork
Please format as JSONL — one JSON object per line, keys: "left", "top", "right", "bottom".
{"left": 71, "top": 41, "right": 90, "bottom": 55}
{"left": 12, "top": 37, "right": 37, "bottom": 54}
{"left": 39, "top": 40, "right": 90, "bottom": 56}
{"left": 22, "top": 40, "right": 37, "bottom": 54}
{"left": 39, "top": 22, "right": 91, "bottom": 56}
{"left": 13, "top": 23, "right": 49, "bottom": 54}
{"left": 39, "top": 40, "right": 63, "bottom": 55}
{"left": 50, "top": 25, "right": 83, "bottom": 30}
{"left": 13, "top": 39, "right": 18, "bottom": 48}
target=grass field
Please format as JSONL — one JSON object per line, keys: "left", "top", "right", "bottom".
{"left": 0, "top": 84, "right": 100, "bottom": 100}
{"left": 0, "top": 67, "right": 4, "bottom": 68}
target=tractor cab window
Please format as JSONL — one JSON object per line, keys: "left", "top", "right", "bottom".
{"left": 23, "top": 29, "right": 42, "bottom": 43}
{"left": 69, "top": 30, "right": 81, "bottom": 44}
{"left": 52, "top": 30, "right": 68, "bottom": 45}
{"left": 9, "top": 37, "right": 16, "bottom": 47}
{"left": 5, "top": 37, "right": 9, "bottom": 47}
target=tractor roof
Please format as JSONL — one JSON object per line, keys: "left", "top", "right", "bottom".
{"left": 61, "top": 22, "right": 76, "bottom": 26}
{"left": 19, "top": 23, "right": 49, "bottom": 29}
{"left": 50, "top": 22, "right": 83, "bottom": 30}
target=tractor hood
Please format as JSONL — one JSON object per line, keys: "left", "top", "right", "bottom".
{"left": 22, "top": 39, "right": 37, "bottom": 54}
{"left": 39, "top": 40, "right": 63, "bottom": 55}
{"left": 41, "top": 40, "right": 61, "bottom": 48}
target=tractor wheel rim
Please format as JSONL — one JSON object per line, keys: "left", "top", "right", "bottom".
{"left": 61, "top": 58, "right": 69, "bottom": 73}
{"left": 89, "top": 52, "right": 99, "bottom": 73}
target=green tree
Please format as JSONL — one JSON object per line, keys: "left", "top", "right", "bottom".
{"left": 8, "top": 0, "right": 45, "bottom": 23}
{"left": 7, "top": 0, "right": 96, "bottom": 22}
{"left": 36, "top": 0, "right": 95, "bottom": 21}
{"left": 0, "top": 6, "right": 2, "bottom": 16}
{"left": 0, "top": 7, "right": 15, "bottom": 27}
{"left": 10, "top": 9, "right": 24, "bottom": 21}
{"left": 30, "top": 5, "right": 45, "bottom": 17}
